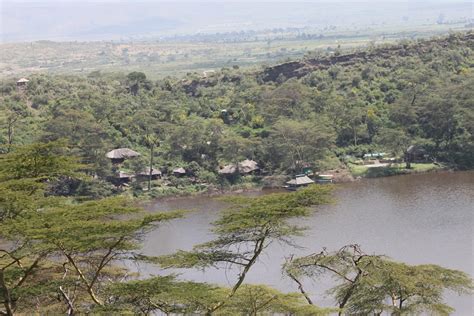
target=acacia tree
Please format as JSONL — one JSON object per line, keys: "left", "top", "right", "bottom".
{"left": 0, "top": 142, "right": 182, "bottom": 315}
{"left": 284, "top": 244, "right": 473, "bottom": 316}
{"left": 0, "top": 141, "right": 83, "bottom": 221}
{"left": 0, "top": 100, "right": 29, "bottom": 153}
{"left": 104, "top": 277, "right": 330, "bottom": 315}
{"left": 373, "top": 128, "right": 411, "bottom": 159}
{"left": 219, "top": 284, "right": 331, "bottom": 316}
{"left": 219, "top": 130, "right": 257, "bottom": 172}
{"left": 167, "top": 117, "right": 225, "bottom": 171}
{"left": 0, "top": 197, "right": 182, "bottom": 315}
{"left": 0, "top": 142, "right": 81, "bottom": 315}
{"left": 40, "top": 108, "right": 111, "bottom": 177}
{"left": 265, "top": 119, "right": 335, "bottom": 173}
{"left": 156, "top": 185, "right": 333, "bottom": 314}
{"left": 126, "top": 71, "right": 148, "bottom": 96}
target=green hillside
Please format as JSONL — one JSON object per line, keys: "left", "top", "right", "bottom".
{"left": 1, "top": 32, "right": 473, "bottom": 195}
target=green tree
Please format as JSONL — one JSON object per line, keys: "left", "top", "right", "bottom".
{"left": 220, "top": 130, "right": 257, "bottom": 171}
{"left": 0, "top": 197, "right": 181, "bottom": 314}
{"left": 126, "top": 71, "right": 148, "bottom": 96}
{"left": 41, "top": 108, "right": 111, "bottom": 177}
{"left": 374, "top": 127, "right": 411, "bottom": 158}
{"left": 156, "top": 185, "right": 333, "bottom": 314}
{"left": 104, "top": 278, "right": 330, "bottom": 315}
{"left": 0, "top": 99, "right": 29, "bottom": 153}
{"left": 285, "top": 244, "right": 473, "bottom": 316}
{"left": 0, "top": 142, "right": 182, "bottom": 315}
{"left": 265, "top": 119, "right": 335, "bottom": 173}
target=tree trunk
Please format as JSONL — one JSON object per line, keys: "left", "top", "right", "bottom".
{"left": 404, "top": 152, "right": 411, "bottom": 169}
{"left": 63, "top": 253, "right": 103, "bottom": 306}
{"left": 353, "top": 126, "right": 358, "bottom": 146}
{"left": 337, "top": 271, "right": 363, "bottom": 316}
{"left": 7, "top": 120, "right": 14, "bottom": 153}
{"left": 59, "top": 286, "right": 75, "bottom": 315}
{"left": 0, "top": 269, "right": 14, "bottom": 316}
{"left": 148, "top": 144, "right": 154, "bottom": 191}
{"left": 288, "top": 272, "right": 313, "bottom": 305}
{"left": 207, "top": 235, "right": 267, "bottom": 314}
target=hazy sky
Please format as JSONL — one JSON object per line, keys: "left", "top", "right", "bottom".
{"left": 1, "top": 0, "right": 463, "bottom": 3}
{"left": 1, "top": 0, "right": 472, "bottom": 42}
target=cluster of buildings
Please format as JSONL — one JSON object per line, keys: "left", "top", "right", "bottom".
{"left": 105, "top": 147, "right": 261, "bottom": 186}
{"left": 105, "top": 146, "right": 340, "bottom": 190}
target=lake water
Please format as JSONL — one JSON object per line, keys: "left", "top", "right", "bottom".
{"left": 139, "top": 171, "right": 474, "bottom": 315}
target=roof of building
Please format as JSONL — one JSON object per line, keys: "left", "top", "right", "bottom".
{"left": 138, "top": 168, "right": 162, "bottom": 176}
{"left": 118, "top": 171, "right": 134, "bottom": 179}
{"left": 105, "top": 148, "right": 140, "bottom": 159}
{"left": 406, "top": 145, "right": 426, "bottom": 154}
{"left": 218, "top": 164, "right": 237, "bottom": 175}
{"left": 218, "top": 159, "right": 259, "bottom": 175}
{"left": 17, "top": 78, "right": 29, "bottom": 83}
{"left": 239, "top": 159, "right": 259, "bottom": 174}
{"left": 173, "top": 167, "right": 186, "bottom": 174}
{"left": 363, "top": 152, "right": 386, "bottom": 158}
{"left": 318, "top": 174, "right": 334, "bottom": 180}
{"left": 286, "top": 175, "right": 315, "bottom": 186}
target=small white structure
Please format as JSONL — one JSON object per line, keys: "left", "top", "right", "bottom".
{"left": 16, "top": 78, "right": 29, "bottom": 90}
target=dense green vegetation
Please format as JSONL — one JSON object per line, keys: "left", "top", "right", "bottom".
{"left": 0, "top": 143, "right": 471, "bottom": 314}
{"left": 1, "top": 32, "right": 472, "bottom": 198}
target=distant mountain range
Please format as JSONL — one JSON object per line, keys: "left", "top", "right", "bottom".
{"left": 1, "top": 1, "right": 472, "bottom": 43}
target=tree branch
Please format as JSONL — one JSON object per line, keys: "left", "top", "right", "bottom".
{"left": 207, "top": 230, "right": 269, "bottom": 314}
{"left": 287, "top": 271, "right": 313, "bottom": 305}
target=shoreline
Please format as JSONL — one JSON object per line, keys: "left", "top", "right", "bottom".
{"left": 140, "top": 165, "right": 460, "bottom": 202}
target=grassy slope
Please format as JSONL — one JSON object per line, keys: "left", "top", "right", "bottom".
{"left": 348, "top": 163, "right": 444, "bottom": 178}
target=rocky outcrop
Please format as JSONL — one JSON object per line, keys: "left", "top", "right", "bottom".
{"left": 261, "top": 32, "right": 474, "bottom": 82}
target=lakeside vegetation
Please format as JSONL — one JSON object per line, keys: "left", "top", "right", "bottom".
{"left": 0, "top": 29, "right": 473, "bottom": 314}
{"left": 1, "top": 32, "right": 473, "bottom": 198}
{"left": 348, "top": 162, "right": 443, "bottom": 178}
{"left": 0, "top": 146, "right": 472, "bottom": 314}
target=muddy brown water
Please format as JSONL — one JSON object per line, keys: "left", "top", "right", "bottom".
{"left": 137, "top": 171, "right": 473, "bottom": 315}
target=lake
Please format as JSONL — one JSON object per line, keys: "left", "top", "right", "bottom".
{"left": 138, "top": 171, "right": 474, "bottom": 315}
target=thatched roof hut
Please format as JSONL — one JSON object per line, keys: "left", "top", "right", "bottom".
{"left": 239, "top": 159, "right": 259, "bottom": 174}
{"left": 16, "top": 78, "right": 29, "bottom": 91}
{"left": 173, "top": 167, "right": 186, "bottom": 176}
{"left": 218, "top": 164, "right": 237, "bottom": 175}
{"left": 286, "top": 175, "right": 314, "bottom": 186}
{"left": 218, "top": 159, "right": 259, "bottom": 175}
{"left": 106, "top": 148, "right": 140, "bottom": 162}
{"left": 405, "top": 145, "right": 428, "bottom": 166}
{"left": 118, "top": 171, "right": 134, "bottom": 179}
{"left": 138, "top": 168, "right": 162, "bottom": 177}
